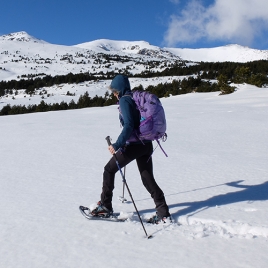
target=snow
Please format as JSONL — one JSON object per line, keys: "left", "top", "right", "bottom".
{"left": 0, "top": 31, "right": 48, "bottom": 44}
{"left": 1, "top": 31, "right": 268, "bottom": 82}
{"left": 75, "top": 39, "right": 157, "bottom": 53}
{"left": 166, "top": 44, "right": 268, "bottom": 63}
{"left": 0, "top": 31, "right": 179, "bottom": 82}
{"left": 1, "top": 83, "right": 268, "bottom": 268}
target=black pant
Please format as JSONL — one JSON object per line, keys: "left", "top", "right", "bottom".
{"left": 101, "top": 142, "right": 170, "bottom": 218}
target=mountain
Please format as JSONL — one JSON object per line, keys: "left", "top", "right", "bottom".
{"left": 166, "top": 44, "right": 268, "bottom": 63}
{"left": 75, "top": 39, "right": 178, "bottom": 59}
{"left": 0, "top": 31, "right": 47, "bottom": 44}
{"left": 1, "top": 31, "right": 268, "bottom": 112}
{"left": 0, "top": 31, "right": 181, "bottom": 82}
{"left": 1, "top": 31, "right": 268, "bottom": 82}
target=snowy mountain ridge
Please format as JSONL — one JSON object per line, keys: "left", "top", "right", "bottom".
{"left": 75, "top": 39, "right": 177, "bottom": 58}
{"left": 75, "top": 39, "right": 155, "bottom": 53}
{"left": 167, "top": 44, "right": 268, "bottom": 63}
{"left": 0, "top": 31, "right": 181, "bottom": 82}
{"left": 1, "top": 31, "right": 268, "bottom": 82}
{"left": 0, "top": 31, "right": 47, "bottom": 44}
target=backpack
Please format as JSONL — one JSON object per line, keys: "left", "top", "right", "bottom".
{"left": 124, "top": 91, "right": 168, "bottom": 156}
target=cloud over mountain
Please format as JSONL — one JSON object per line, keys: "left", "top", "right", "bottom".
{"left": 164, "top": 0, "right": 268, "bottom": 48}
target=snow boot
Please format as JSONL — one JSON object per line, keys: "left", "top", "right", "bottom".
{"left": 91, "top": 201, "right": 113, "bottom": 218}
{"left": 147, "top": 213, "right": 172, "bottom": 224}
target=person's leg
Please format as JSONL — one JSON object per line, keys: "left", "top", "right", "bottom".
{"left": 101, "top": 143, "right": 153, "bottom": 210}
{"left": 101, "top": 149, "right": 134, "bottom": 210}
{"left": 136, "top": 143, "right": 170, "bottom": 218}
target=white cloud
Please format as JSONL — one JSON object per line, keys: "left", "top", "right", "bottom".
{"left": 164, "top": 0, "right": 268, "bottom": 47}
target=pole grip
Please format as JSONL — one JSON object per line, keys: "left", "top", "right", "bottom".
{"left": 105, "top": 136, "right": 112, "bottom": 146}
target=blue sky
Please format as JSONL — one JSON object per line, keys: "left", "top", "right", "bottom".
{"left": 1, "top": 0, "right": 268, "bottom": 49}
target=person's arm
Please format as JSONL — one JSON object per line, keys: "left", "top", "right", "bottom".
{"left": 112, "top": 97, "right": 135, "bottom": 151}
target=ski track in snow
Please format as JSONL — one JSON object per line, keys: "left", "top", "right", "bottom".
{"left": 101, "top": 212, "right": 268, "bottom": 240}
{"left": 177, "top": 216, "right": 268, "bottom": 240}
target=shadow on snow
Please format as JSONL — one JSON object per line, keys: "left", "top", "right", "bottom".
{"left": 138, "top": 180, "right": 268, "bottom": 218}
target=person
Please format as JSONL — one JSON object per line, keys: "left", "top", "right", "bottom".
{"left": 91, "top": 74, "right": 171, "bottom": 224}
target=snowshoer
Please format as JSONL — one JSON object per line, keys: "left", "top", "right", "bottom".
{"left": 91, "top": 75, "right": 171, "bottom": 224}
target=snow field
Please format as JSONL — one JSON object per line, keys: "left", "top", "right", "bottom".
{"left": 0, "top": 84, "right": 268, "bottom": 268}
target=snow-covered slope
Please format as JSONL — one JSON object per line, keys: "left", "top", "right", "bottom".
{"left": 166, "top": 44, "right": 268, "bottom": 63}
{"left": 1, "top": 31, "right": 268, "bottom": 82}
{"left": 0, "top": 31, "right": 47, "bottom": 44}
{"left": 0, "top": 31, "right": 181, "bottom": 82}
{"left": 1, "top": 84, "right": 268, "bottom": 268}
{"left": 75, "top": 39, "right": 177, "bottom": 58}
{"left": 75, "top": 39, "right": 158, "bottom": 53}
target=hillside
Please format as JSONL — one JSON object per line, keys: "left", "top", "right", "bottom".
{"left": 1, "top": 84, "right": 268, "bottom": 268}
{"left": 0, "top": 31, "right": 181, "bottom": 82}
{"left": 1, "top": 31, "right": 268, "bottom": 268}
{"left": 1, "top": 31, "right": 268, "bottom": 82}
{"left": 167, "top": 44, "right": 268, "bottom": 63}
{"left": 1, "top": 31, "right": 268, "bottom": 116}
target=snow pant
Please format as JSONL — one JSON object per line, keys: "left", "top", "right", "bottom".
{"left": 101, "top": 142, "right": 170, "bottom": 218}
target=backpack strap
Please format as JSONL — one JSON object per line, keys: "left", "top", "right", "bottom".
{"left": 156, "top": 139, "right": 168, "bottom": 157}
{"left": 146, "top": 138, "right": 168, "bottom": 162}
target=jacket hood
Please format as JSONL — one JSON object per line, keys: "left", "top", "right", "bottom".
{"left": 109, "top": 75, "right": 131, "bottom": 97}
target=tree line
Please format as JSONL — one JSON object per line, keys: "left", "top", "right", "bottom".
{"left": 1, "top": 60, "right": 268, "bottom": 97}
{"left": 0, "top": 73, "right": 101, "bottom": 97}
{"left": 157, "top": 60, "right": 268, "bottom": 78}
{"left": 1, "top": 60, "right": 268, "bottom": 115}
{"left": 0, "top": 91, "right": 117, "bottom": 115}
{"left": 0, "top": 76, "right": 232, "bottom": 116}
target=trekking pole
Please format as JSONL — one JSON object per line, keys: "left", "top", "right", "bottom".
{"left": 118, "top": 167, "right": 127, "bottom": 203}
{"left": 106, "top": 136, "right": 152, "bottom": 239}
{"left": 122, "top": 167, "right": 127, "bottom": 201}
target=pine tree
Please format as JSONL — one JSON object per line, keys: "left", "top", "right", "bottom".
{"left": 218, "top": 74, "right": 236, "bottom": 95}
